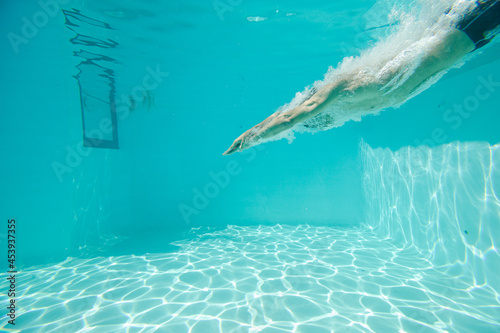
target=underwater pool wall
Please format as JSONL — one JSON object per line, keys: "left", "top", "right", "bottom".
{"left": 0, "top": 3, "right": 82, "bottom": 269}
{"left": 361, "top": 141, "right": 500, "bottom": 294}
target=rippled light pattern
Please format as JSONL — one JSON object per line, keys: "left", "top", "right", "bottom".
{"left": 362, "top": 142, "right": 500, "bottom": 288}
{"left": 2, "top": 142, "right": 499, "bottom": 332}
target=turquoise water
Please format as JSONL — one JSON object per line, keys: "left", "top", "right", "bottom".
{"left": 1, "top": 0, "right": 500, "bottom": 332}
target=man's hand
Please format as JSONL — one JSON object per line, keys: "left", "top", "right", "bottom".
{"left": 223, "top": 129, "right": 256, "bottom": 155}
{"left": 223, "top": 108, "right": 300, "bottom": 155}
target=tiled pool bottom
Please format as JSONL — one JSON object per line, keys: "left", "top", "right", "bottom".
{"left": 5, "top": 225, "right": 500, "bottom": 333}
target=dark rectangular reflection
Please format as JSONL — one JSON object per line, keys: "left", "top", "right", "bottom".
{"left": 64, "top": 9, "right": 119, "bottom": 149}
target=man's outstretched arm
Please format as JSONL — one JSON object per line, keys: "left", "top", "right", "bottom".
{"left": 223, "top": 83, "right": 337, "bottom": 155}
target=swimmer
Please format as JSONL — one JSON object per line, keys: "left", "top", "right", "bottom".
{"left": 223, "top": 0, "right": 500, "bottom": 155}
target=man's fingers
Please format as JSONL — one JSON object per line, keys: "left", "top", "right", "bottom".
{"left": 223, "top": 146, "right": 235, "bottom": 155}
{"left": 223, "top": 129, "right": 253, "bottom": 156}
{"left": 223, "top": 145, "right": 234, "bottom": 155}
{"left": 223, "top": 140, "right": 241, "bottom": 155}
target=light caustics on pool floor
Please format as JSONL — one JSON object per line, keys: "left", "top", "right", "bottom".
{"left": 3, "top": 224, "right": 500, "bottom": 333}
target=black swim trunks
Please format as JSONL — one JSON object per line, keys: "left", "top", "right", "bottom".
{"left": 456, "top": 0, "right": 500, "bottom": 50}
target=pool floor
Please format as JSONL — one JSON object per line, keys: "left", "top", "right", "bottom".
{"left": 5, "top": 225, "right": 500, "bottom": 333}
